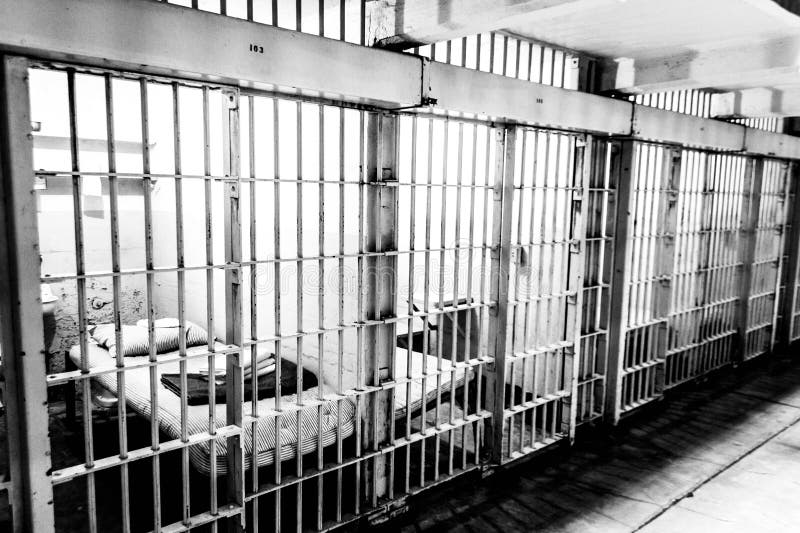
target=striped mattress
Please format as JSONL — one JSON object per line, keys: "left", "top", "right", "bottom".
{"left": 69, "top": 343, "right": 469, "bottom": 476}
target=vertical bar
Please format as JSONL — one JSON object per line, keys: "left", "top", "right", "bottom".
{"left": 0, "top": 55, "right": 55, "bottom": 533}
{"left": 487, "top": 126, "right": 515, "bottom": 465}
{"left": 67, "top": 68, "right": 98, "bottom": 533}
{"left": 770, "top": 161, "right": 791, "bottom": 352}
{"left": 107, "top": 74, "right": 131, "bottom": 533}
{"left": 171, "top": 81, "right": 191, "bottom": 530}
{"left": 201, "top": 86, "right": 219, "bottom": 529}
{"left": 565, "top": 135, "right": 591, "bottom": 442}
{"left": 316, "top": 102, "right": 325, "bottom": 531}
{"left": 779, "top": 162, "right": 800, "bottom": 349}
{"left": 656, "top": 147, "right": 681, "bottom": 395}
{"left": 336, "top": 106, "right": 345, "bottom": 523}
{"left": 221, "top": 88, "right": 245, "bottom": 532}
{"left": 419, "top": 117, "right": 434, "bottom": 488}
{"left": 362, "top": 111, "right": 398, "bottom": 503}
{"left": 434, "top": 120, "right": 450, "bottom": 482}
{"left": 139, "top": 77, "right": 161, "bottom": 533}
{"left": 604, "top": 140, "right": 636, "bottom": 425}
{"left": 404, "top": 116, "right": 417, "bottom": 494}
{"left": 736, "top": 157, "right": 765, "bottom": 362}
{"left": 271, "top": 96, "right": 283, "bottom": 532}
{"left": 354, "top": 108, "right": 365, "bottom": 516}
{"left": 247, "top": 94, "right": 259, "bottom": 533}
{"left": 294, "top": 100, "right": 304, "bottom": 533}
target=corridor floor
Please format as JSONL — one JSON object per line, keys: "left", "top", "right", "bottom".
{"left": 381, "top": 352, "right": 800, "bottom": 533}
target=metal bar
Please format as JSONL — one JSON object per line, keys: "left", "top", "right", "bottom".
{"left": 246, "top": 93, "right": 259, "bottom": 533}
{"left": 655, "top": 146, "right": 681, "bottom": 395}
{"left": 202, "top": 85, "right": 219, "bottom": 527}
{"left": 362, "top": 111, "right": 398, "bottom": 503}
{"left": 336, "top": 105, "right": 346, "bottom": 523}
{"left": 487, "top": 126, "right": 516, "bottom": 464}
{"left": 769, "top": 161, "right": 792, "bottom": 352}
{"left": 170, "top": 79, "right": 191, "bottom": 530}
{"left": 354, "top": 106, "right": 365, "bottom": 517}
{"left": 106, "top": 72, "right": 131, "bottom": 533}
{"left": 736, "top": 157, "right": 765, "bottom": 361}
{"left": 434, "top": 119, "right": 449, "bottom": 482}
{"left": 295, "top": 99, "right": 305, "bottom": 533}
{"left": 779, "top": 162, "right": 800, "bottom": 348}
{"left": 565, "top": 135, "right": 591, "bottom": 441}
{"left": 604, "top": 140, "right": 636, "bottom": 424}
{"left": 418, "top": 115, "right": 434, "bottom": 489}
{"left": 65, "top": 66, "right": 98, "bottom": 533}
{"left": 221, "top": 88, "right": 245, "bottom": 532}
{"left": 316, "top": 100, "right": 325, "bottom": 532}
{"left": 0, "top": 54, "right": 55, "bottom": 533}
{"left": 403, "top": 115, "right": 417, "bottom": 495}
{"left": 271, "top": 95, "right": 283, "bottom": 532}
{"left": 139, "top": 76, "right": 161, "bottom": 533}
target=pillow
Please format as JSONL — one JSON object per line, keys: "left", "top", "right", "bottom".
{"left": 90, "top": 319, "right": 210, "bottom": 357}
{"left": 135, "top": 318, "right": 209, "bottom": 348}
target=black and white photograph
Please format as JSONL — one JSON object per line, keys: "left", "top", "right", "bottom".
{"left": 2, "top": 1, "right": 800, "bottom": 531}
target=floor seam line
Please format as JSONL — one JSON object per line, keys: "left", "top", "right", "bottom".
{"left": 728, "top": 389, "right": 800, "bottom": 409}
{"left": 630, "top": 410, "right": 800, "bottom": 532}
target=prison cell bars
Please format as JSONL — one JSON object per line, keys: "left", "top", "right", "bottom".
{"left": 767, "top": 161, "right": 791, "bottom": 355}
{"left": 497, "top": 128, "right": 587, "bottom": 461}
{"left": 575, "top": 139, "right": 615, "bottom": 424}
{"left": 745, "top": 160, "right": 791, "bottom": 359}
{"left": 631, "top": 90, "right": 714, "bottom": 119}
{"left": 28, "top": 64, "right": 248, "bottom": 532}
{"left": 415, "top": 32, "right": 581, "bottom": 91}
{"left": 730, "top": 117, "right": 785, "bottom": 133}
{"left": 780, "top": 163, "right": 800, "bottom": 346}
{"left": 401, "top": 115, "right": 497, "bottom": 487}
{"left": 5, "top": 54, "right": 800, "bottom": 533}
{"left": 733, "top": 157, "right": 794, "bottom": 362}
{"left": 665, "top": 153, "right": 747, "bottom": 387}
{"left": 605, "top": 142, "right": 681, "bottom": 423}
{"left": 566, "top": 135, "right": 591, "bottom": 439}
{"left": 228, "top": 97, "right": 499, "bottom": 529}
{"left": 631, "top": 91, "right": 786, "bottom": 134}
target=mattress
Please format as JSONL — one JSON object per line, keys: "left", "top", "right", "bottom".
{"left": 69, "top": 343, "right": 470, "bottom": 476}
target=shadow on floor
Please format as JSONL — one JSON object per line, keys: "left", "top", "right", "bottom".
{"left": 376, "top": 353, "right": 800, "bottom": 533}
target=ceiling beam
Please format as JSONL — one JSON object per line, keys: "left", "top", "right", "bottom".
{"left": 711, "top": 87, "right": 800, "bottom": 118}
{"left": 600, "top": 35, "right": 800, "bottom": 94}
{"left": 4, "top": 0, "right": 800, "bottom": 157}
{"left": 368, "top": 0, "right": 591, "bottom": 49}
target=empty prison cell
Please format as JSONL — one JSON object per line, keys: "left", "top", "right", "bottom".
{"left": 4, "top": 1, "right": 800, "bottom": 532}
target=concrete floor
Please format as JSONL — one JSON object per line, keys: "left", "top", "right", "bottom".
{"left": 383, "top": 352, "right": 800, "bottom": 533}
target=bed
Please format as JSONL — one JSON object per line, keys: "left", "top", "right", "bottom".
{"left": 67, "top": 341, "right": 471, "bottom": 476}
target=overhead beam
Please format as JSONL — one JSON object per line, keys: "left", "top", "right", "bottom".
{"left": 0, "top": 0, "right": 424, "bottom": 109}
{"left": 711, "top": 87, "right": 800, "bottom": 118}
{"left": 2, "top": 0, "right": 800, "bottom": 158}
{"left": 601, "top": 35, "right": 800, "bottom": 94}
{"left": 367, "top": 0, "right": 589, "bottom": 49}
{"left": 427, "top": 61, "right": 631, "bottom": 134}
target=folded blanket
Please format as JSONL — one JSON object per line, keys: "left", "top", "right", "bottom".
{"left": 161, "top": 358, "right": 318, "bottom": 405}
{"left": 91, "top": 318, "right": 209, "bottom": 357}
{"left": 199, "top": 351, "right": 275, "bottom": 379}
